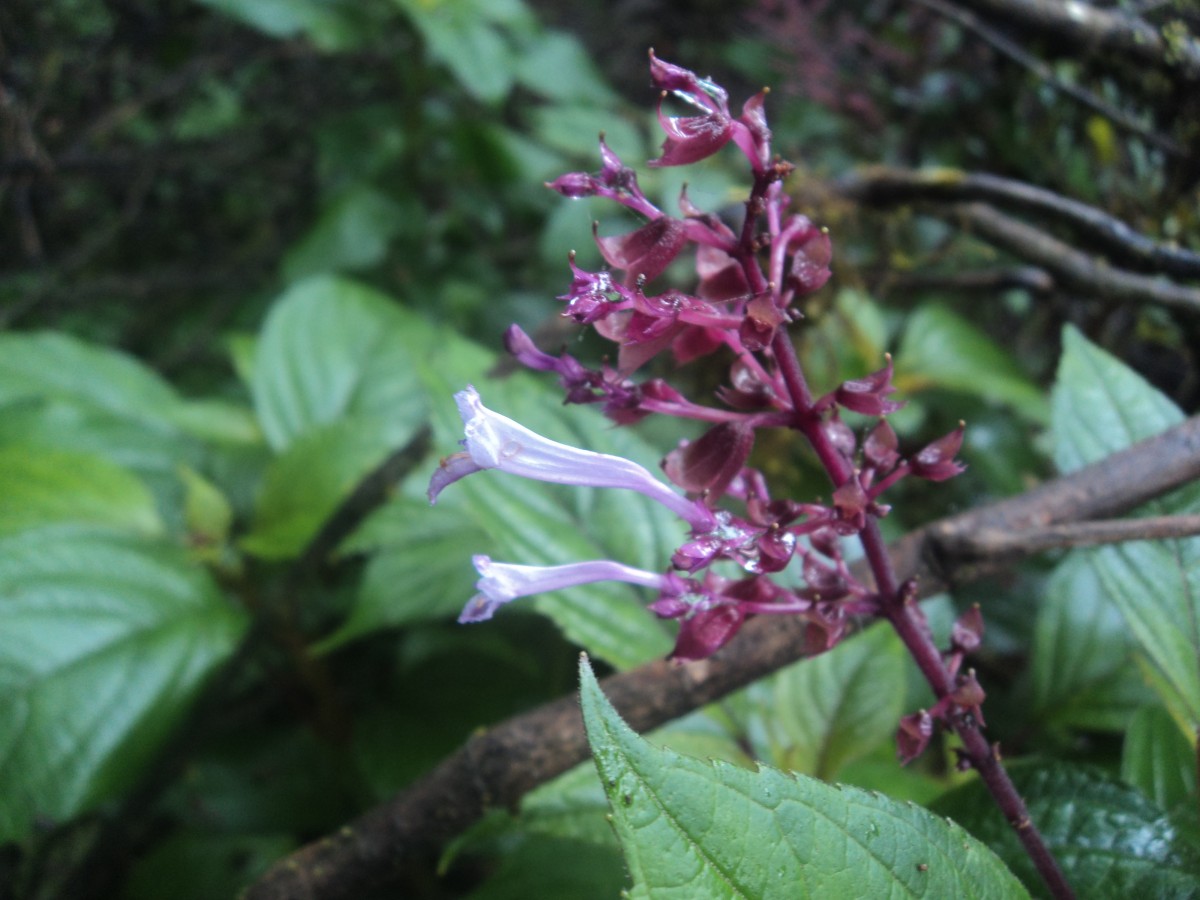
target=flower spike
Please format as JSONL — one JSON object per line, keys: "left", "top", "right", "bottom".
{"left": 461, "top": 556, "right": 671, "bottom": 623}
{"left": 428, "top": 386, "right": 714, "bottom": 531}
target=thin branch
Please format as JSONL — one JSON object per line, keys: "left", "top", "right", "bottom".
{"left": 951, "top": 201, "right": 1200, "bottom": 312}
{"left": 869, "top": 264, "right": 1055, "bottom": 295}
{"left": 915, "top": 0, "right": 1188, "bottom": 157}
{"left": 952, "top": 0, "right": 1200, "bottom": 80}
{"left": 244, "top": 414, "right": 1200, "bottom": 900}
{"left": 837, "top": 166, "right": 1200, "bottom": 279}
{"left": 948, "top": 513, "right": 1200, "bottom": 556}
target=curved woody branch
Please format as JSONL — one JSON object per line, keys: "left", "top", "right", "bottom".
{"left": 244, "top": 416, "right": 1200, "bottom": 900}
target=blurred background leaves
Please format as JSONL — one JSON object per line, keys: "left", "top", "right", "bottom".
{"left": 1, "top": 0, "right": 1197, "bottom": 896}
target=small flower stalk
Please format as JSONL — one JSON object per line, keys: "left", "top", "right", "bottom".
{"left": 428, "top": 51, "right": 1072, "bottom": 899}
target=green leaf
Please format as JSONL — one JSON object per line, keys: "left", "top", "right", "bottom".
{"left": 1085, "top": 539, "right": 1200, "bottom": 728}
{"left": 512, "top": 31, "right": 617, "bottom": 104}
{"left": 771, "top": 621, "right": 906, "bottom": 779}
{"left": 932, "top": 762, "right": 1200, "bottom": 898}
{"left": 1051, "top": 326, "right": 1200, "bottom": 727}
{"left": 894, "top": 304, "right": 1048, "bottom": 421}
{"left": 0, "top": 445, "right": 162, "bottom": 537}
{"left": 251, "top": 275, "right": 426, "bottom": 451}
{"left": 795, "top": 289, "right": 889, "bottom": 405}
{"left": 192, "top": 0, "right": 365, "bottom": 51}
{"left": 282, "top": 185, "right": 407, "bottom": 282}
{"left": 579, "top": 657, "right": 1029, "bottom": 899}
{"left": 179, "top": 465, "right": 234, "bottom": 547}
{"left": 0, "top": 525, "right": 248, "bottom": 844}
{"left": 313, "top": 494, "right": 488, "bottom": 651}
{"left": 392, "top": 0, "right": 528, "bottom": 103}
{"left": 1028, "top": 553, "right": 1155, "bottom": 732}
{"left": 529, "top": 103, "right": 642, "bottom": 163}
{"left": 241, "top": 417, "right": 398, "bottom": 560}
{"left": 1051, "top": 326, "right": 1187, "bottom": 474}
{"left": 1121, "top": 706, "right": 1197, "bottom": 827}
{"left": 0, "top": 331, "right": 183, "bottom": 428}
{"left": 167, "top": 398, "right": 263, "bottom": 447}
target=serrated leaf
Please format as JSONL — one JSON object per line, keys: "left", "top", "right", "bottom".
{"left": 1029, "top": 553, "right": 1155, "bottom": 731}
{"left": 894, "top": 304, "right": 1048, "bottom": 421}
{"left": 313, "top": 495, "right": 488, "bottom": 651}
{"left": 1121, "top": 706, "right": 1197, "bottom": 824}
{"left": 0, "top": 525, "right": 248, "bottom": 844}
{"left": 192, "top": 0, "right": 364, "bottom": 51}
{"left": 392, "top": 0, "right": 527, "bottom": 104}
{"left": 0, "top": 445, "right": 162, "bottom": 537}
{"left": 251, "top": 276, "right": 426, "bottom": 451}
{"left": 0, "top": 399, "right": 197, "bottom": 484}
{"left": 579, "top": 657, "right": 1029, "bottom": 899}
{"left": 1052, "top": 326, "right": 1186, "bottom": 474}
{"left": 772, "top": 621, "right": 906, "bottom": 779}
{"left": 1051, "top": 326, "right": 1200, "bottom": 727}
{"left": 282, "top": 184, "right": 406, "bottom": 282}
{"left": 242, "top": 417, "right": 398, "bottom": 560}
{"left": 0, "top": 331, "right": 184, "bottom": 428}
{"left": 1086, "top": 539, "right": 1200, "bottom": 727}
{"left": 513, "top": 31, "right": 617, "bottom": 104}
{"left": 933, "top": 762, "right": 1200, "bottom": 898}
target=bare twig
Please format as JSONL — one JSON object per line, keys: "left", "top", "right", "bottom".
{"left": 244, "top": 414, "right": 1200, "bottom": 900}
{"left": 952, "top": 0, "right": 1200, "bottom": 80}
{"left": 945, "top": 513, "right": 1200, "bottom": 556}
{"left": 914, "top": 0, "right": 1189, "bottom": 157}
{"left": 837, "top": 166, "right": 1200, "bottom": 279}
{"left": 951, "top": 201, "right": 1200, "bottom": 312}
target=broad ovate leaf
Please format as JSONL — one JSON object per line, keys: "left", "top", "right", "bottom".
{"left": 933, "top": 762, "right": 1200, "bottom": 898}
{"left": 241, "top": 416, "right": 400, "bottom": 560}
{"left": 579, "top": 657, "right": 1029, "bottom": 899}
{"left": 0, "top": 331, "right": 183, "bottom": 428}
{"left": 313, "top": 495, "right": 488, "bottom": 651}
{"left": 1028, "top": 553, "right": 1155, "bottom": 732}
{"left": 1051, "top": 326, "right": 1200, "bottom": 728}
{"left": 0, "top": 525, "right": 248, "bottom": 843}
{"left": 250, "top": 276, "right": 426, "bottom": 451}
{"left": 1121, "top": 706, "right": 1198, "bottom": 841}
{"left": 772, "top": 621, "right": 906, "bottom": 779}
{"left": 0, "top": 445, "right": 162, "bottom": 538}
{"left": 894, "top": 304, "right": 1047, "bottom": 421}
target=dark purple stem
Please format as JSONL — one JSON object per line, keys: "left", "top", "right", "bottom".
{"left": 773, "top": 330, "right": 1076, "bottom": 899}
{"left": 730, "top": 162, "right": 1074, "bottom": 896}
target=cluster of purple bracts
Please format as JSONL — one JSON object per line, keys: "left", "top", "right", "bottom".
{"left": 428, "top": 52, "right": 966, "bottom": 682}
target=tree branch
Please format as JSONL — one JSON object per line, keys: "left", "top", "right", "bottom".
{"left": 913, "top": 0, "right": 1190, "bottom": 158}
{"left": 245, "top": 414, "right": 1200, "bottom": 900}
{"left": 837, "top": 166, "right": 1200, "bottom": 279}
{"left": 951, "top": 0, "right": 1200, "bottom": 80}
{"left": 950, "top": 201, "right": 1200, "bottom": 312}
{"left": 945, "top": 513, "right": 1200, "bottom": 557}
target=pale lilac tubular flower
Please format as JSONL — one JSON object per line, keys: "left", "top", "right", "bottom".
{"left": 428, "top": 386, "right": 715, "bottom": 531}
{"left": 460, "top": 555, "right": 675, "bottom": 623}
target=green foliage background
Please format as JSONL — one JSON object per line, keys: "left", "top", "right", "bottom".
{"left": 1, "top": 0, "right": 1198, "bottom": 897}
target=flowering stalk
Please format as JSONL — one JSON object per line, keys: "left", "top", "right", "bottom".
{"left": 430, "top": 51, "right": 1073, "bottom": 898}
